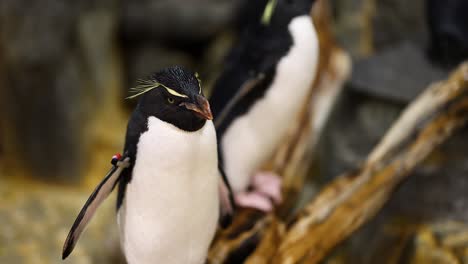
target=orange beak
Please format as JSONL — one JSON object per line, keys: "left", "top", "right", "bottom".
{"left": 180, "top": 95, "right": 213, "bottom": 120}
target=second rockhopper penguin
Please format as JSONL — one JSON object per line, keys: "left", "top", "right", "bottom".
{"left": 210, "top": 0, "right": 319, "bottom": 211}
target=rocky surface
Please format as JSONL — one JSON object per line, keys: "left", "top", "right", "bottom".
{"left": 343, "top": 127, "right": 468, "bottom": 263}
{"left": 318, "top": 0, "right": 468, "bottom": 252}
{"left": 0, "top": 0, "right": 88, "bottom": 181}
{"left": 351, "top": 42, "right": 448, "bottom": 102}
{"left": 331, "top": 0, "right": 427, "bottom": 58}
{"left": 0, "top": 177, "right": 125, "bottom": 264}
{"left": 371, "top": 0, "right": 427, "bottom": 50}
{"left": 319, "top": 91, "right": 403, "bottom": 179}
{"left": 125, "top": 45, "right": 195, "bottom": 87}
{"left": 427, "top": 0, "right": 468, "bottom": 67}
{"left": 120, "top": 0, "right": 242, "bottom": 42}
{"left": 326, "top": 220, "right": 468, "bottom": 264}
{"left": 330, "top": 0, "right": 375, "bottom": 57}
{"left": 319, "top": 76, "right": 468, "bottom": 264}
{"left": 0, "top": 0, "right": 124, "bottom": 182}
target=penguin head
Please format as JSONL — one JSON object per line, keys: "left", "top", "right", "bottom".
{"left": 135, "top": 66, "right": 213, "bottom": 132}
{"left": 263, "top": 0, "right": 315, "bottom": 28}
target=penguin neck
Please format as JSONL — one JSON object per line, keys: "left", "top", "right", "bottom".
{"left": 126, "top": 115, "right": 218, "bottom": 208}
{"left": 255, "top": 14, "right": 319, "bottom": 120}
{"left": 138, "top": 103, "right": 207, "bottom": 132}
{"left": 132, "top": 116, "right": 218, "bottom": 184}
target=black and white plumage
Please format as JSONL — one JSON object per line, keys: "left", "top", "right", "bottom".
{"left": 210, "top": 0, "right": 319, "bottom": 209}
{"left": 63, "top": 66, "right": 234, "bottom": 264}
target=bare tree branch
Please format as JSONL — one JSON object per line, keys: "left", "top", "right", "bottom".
{"left": 274, "top": 62, "right": 468, "bottom": 264}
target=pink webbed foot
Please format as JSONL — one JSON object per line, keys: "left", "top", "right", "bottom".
{"left": 234, "top": 171, "right": 283, "bottom": 212}
{"left": 235, "top": 192, "right": 273, "bottom": 212}
{"left": 251, "top": 171, "right": 282, "bottom": 204}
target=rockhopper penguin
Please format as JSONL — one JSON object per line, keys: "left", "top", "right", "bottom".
{"left": 62, "top": 66, "right": 234, "bottom": 264}
{"left": 210, "top": 0, "right": 319, "bottom": 211}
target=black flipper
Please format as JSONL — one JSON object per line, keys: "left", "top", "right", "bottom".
{"left": 214, "top": 73, "right": 266, "bottom": 128}
{"left": 212, "top": 67, "right": 276, "bottom": 137}
{"left": 218, "top": 165, "right": 235, "bottom": 228}
{"left": 62, "top": 157, "right": 130, "bottom": 259}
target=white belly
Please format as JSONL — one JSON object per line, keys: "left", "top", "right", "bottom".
{"left": 221, "top": 15, "right": 319, "bottom": 192}
{"left": 118, "top": 117, "right": 219, "bottom": 264}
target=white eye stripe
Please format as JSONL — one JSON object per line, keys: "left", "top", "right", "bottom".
{"left": 261, "top": 0, "right": 277, "bottom": 25}
{"left": 195, "top": 72, "right": 202, "bottom": 94}
{"left": 126, "top": 79, "right": 190, "bottom": 99}
{"left": 163, "top": 86, "right": 189, "bottom": 98}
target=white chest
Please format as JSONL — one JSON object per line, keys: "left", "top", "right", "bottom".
{"left": 118, "top": 117, "right": 219, "bottom": 264}
{"left": 221, "top": 15, "right": 319, "bottom": 191}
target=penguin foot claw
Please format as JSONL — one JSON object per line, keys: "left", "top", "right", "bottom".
{"left": 234, "top": 172, "right": 282, "bottom": 212}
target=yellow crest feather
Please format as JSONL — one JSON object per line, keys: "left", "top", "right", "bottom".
{"left": 126, "top": 79, "right": 161, "bottom": 99}
{"left": 126, "top": 79, "right": 189, "bottom": 99}
{"left": 195, "top": 72, "right": 202, "bottom": 94}
{"left": 261, "top": 0, "right": 277, "bottom": 26}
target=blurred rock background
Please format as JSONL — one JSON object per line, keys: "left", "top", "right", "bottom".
{"left": 322, "top": 0, "right": 468, "bottom": 263}
{"left": 0, "top": 0, "right": 467, "bottom": 263}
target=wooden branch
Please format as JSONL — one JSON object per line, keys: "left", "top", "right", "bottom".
{"left": 244, "top": 217, "right": 285, "bottom": 264}
{"left": 273, "top": 62, "right": 468, "bottom": 264}
{"left": 208, "top": 210, "right": 273, "bottom": 263}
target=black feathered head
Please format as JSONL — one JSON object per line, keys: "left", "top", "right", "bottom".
{"left": 261, "top": 0, "right": 316, "bottom": 27}
{"left": 129, "top": 66, "right": 212, "bottom": 132}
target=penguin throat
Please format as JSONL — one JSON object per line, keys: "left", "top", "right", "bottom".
{"left": 158, "top": 113, "right": 206, "bottom": 132}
